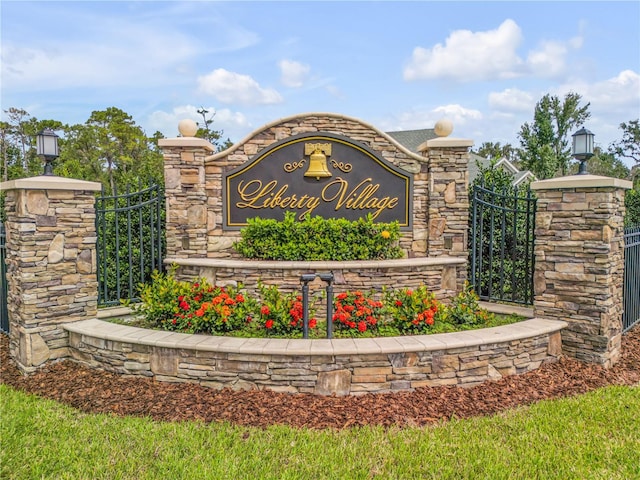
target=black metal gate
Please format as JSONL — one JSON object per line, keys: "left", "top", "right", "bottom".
{"left": 96, "top": 184, "right": 165, "bottom": 306}
{"left": 469, "top": 184, "right": 537, "bottom": 305}
{"left": 0, "top": 223, "right": 8, "bottom": 334}
{"left": 623, "top": 225, "right": 640, "bottom": 333}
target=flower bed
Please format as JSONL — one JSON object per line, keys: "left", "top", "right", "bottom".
{"left": 129, "top": 269, "right": 520, "bottom": 339}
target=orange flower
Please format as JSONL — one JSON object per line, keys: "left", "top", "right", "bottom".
{"left": 381, "top": 230, "right": 390, "bottom": 239}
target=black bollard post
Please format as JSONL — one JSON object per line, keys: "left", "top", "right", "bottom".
{"left": 318, "top": 272, "right": 334, "bottom": 339}
{"left": 300, "top": 274, "right": 315, "bottom": 339}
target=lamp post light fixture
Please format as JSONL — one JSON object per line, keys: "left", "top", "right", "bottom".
{"left": 572, "top": 127, "right": 595, "bottom": 175}
{"left": 36, "top": 128, "right": 60, "bottom": 176}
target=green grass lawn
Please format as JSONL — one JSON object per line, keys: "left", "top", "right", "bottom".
{"left": 1, "top": 384, "right": 638, "bottom": 479}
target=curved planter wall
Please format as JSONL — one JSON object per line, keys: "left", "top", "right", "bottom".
{"left": 65, "top": 318, "right": 566, "bottom": 396}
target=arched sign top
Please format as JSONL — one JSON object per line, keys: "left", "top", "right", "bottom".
{"left": 223, "top": 132, "right": 413, "bottom": 229}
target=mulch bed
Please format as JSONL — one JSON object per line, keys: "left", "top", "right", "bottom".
{"left": 1, "top": 327, "right": 639, "bottom": 430}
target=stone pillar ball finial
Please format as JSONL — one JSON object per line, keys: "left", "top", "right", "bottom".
{"left": 434, "top": 119, "right": 454, "bottom": 137}
{"left": 178, "top": 119, "right": 198, "bottom": 137}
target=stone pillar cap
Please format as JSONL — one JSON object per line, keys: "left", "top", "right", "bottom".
{"left": 418, "top": 137, "right": 473, "bottom": 152}
{"left": 158, "top": 137, "right": 216, "bottom": 152}
{"left": 0, "top": 175, "right": 102, "bottom": 192}
{"left": 531, "top": 174, "right": 633, "bottom": 191}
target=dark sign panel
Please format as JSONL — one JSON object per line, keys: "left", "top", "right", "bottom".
{"left": 223, "top": 132, "right": 412, "bottom": 229}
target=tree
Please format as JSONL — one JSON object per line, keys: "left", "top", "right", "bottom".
{"left": 472, "top": 141, "right": 519, "bottom": 164}
{"left": 57, "top": 107, "right": 164, "bottom": 193}
{"left": 610, "top": 119, "right": 640, "bottom": 170}
{"left": 196, "top": 107, "right": 233, "bottom": 151}
{"left": 0, "top": 108, "right": 65, "bottom": 181}
{"left": 569, "top": 146, "right": 630, "bottom": 179}
{"left": 626, "top": 187, "right": 640, "bottom": 226}
{"left": 518, "top": 92, "right": 591, "bottom": 179}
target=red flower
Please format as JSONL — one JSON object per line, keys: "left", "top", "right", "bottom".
{"left": 261, "top": 306, "right": 271, "bottom": 315}
{"left": 179, "top": 301, "right": 189, "bottom": 310}
{"left": 265, "top": 319, "right": 274, "bottom": 329}
{"left": 357, "top": 321, "right": 367, "bottom": 332}
{"left": 395, "top": 300, "right": 403, "bottom": 307}
{"left": 236, "top": 294, "right": 245, "bottom": 303}
{"left": 309, "top": 318, "right": 317, "bottom": 329}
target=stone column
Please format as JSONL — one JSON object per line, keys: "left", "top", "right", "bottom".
{"left": 0, "top": 175, "right": 102, "bottom": 372}
{"left": 531, "top": 175, "right": 632, "bottom": 367}
{"left": 419, "top": 123, "right": 472, "bottom": 291}
{"left": 158, "top": 121, "right": 215, "bottom": 260}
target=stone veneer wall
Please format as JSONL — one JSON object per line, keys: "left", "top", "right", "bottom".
{"left": 65, "top": 318, "right": 565, "bottom": 395}
{"left": 159, "top": 113, "right": 472, "bottom": 297}
{"left": 1, "top": 176, "right": 102, "bottom": 372}
{"left": 173, "top": 257, "right": 463, "bottom": 312}
{"left": 159, "top": 113, "right": 471, "bottom": 263}
{"left": 532, "top": 175, "right": 631, "bottom": 368}
{"left": 420, "top": 139, "right": 471, "bottom": 258}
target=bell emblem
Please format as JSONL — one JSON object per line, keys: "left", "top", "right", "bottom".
{"left": 304, "top": 145, "right": 332, "bottom": 180}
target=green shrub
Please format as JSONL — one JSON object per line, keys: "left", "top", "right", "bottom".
{"left": 255, "top": 282, "right": 319, "bottom": 336}
{"left": 383, "top": 285, "right": 441, "bottom": 334}
{"left": 133, "top": 268, "right": 256, "bottom": 334}
{"left": 233, "top": 212, "right": 403, "bottom": 261}
{"left": 332, "top": 290, "right": 385, "bottom": 335}
{"left": 443, "top": 283, "right": 494, "bottom": 327}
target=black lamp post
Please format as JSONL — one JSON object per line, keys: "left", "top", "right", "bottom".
{"left": 36, "top": 128, "right": 60, "bottom": 176}
{"left": 572, "top": 127, "right": 594, "bottom": 175}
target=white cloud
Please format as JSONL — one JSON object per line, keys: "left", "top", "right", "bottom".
{"left": 404, "top": 20, "right": 586, "bottom": 83}
{"left": 278, "top": 60, "right": 311, "bottom": 88}
{"left": 403, "top": 19, "right": 524, "bottom": 82}
{"left": 581, "top": 70, "right": 639, "bottom": 111}
{"left": 381, "top": 104, "right": 483, "bottom": 132}
{"left": 488, "top": 88, "right": 535, "bottom": 112}
{"left": 1, "top": 23, "right": 198, "bottom": 90}
{"left": 526, "top": 32, "right": 584, "bottom": 79}
{"left": 197, "top": 69, "right": 283, "bottom": 105}
{"left": 147, "top": 104, "right": 251, "bottom": 140}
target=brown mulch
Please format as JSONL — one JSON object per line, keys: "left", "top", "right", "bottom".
{"left": 1, "top": 328, "right": 639, "bottom": 430}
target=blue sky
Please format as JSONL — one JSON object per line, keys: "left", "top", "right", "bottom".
{"left": 2, "top": 1, "right": 639, "bottom": 166}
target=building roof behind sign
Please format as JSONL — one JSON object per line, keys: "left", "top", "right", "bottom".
{"left": 387, "top": 128, "right": 536, "bottom": 187}
{"left": 386, "top": 129, "right": 437, "bottom": 154}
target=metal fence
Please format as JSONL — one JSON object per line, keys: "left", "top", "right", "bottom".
{"left": 469, "top": 183, "right": 537, "bottom": 305}
{"left": 95, "top": 184, "right": 165, "bottom": 306}
{"left": 623, "top": 225, "right": 640, "bottom": 333}
{"left": 0, "top": 223, "right": 8, "bottom": 334}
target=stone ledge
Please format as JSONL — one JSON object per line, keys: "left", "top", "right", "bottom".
{"left": 0, "top": 175, "right": 102, "bottom": 192}
{"left": 164, "top": 256, "right": 467, "bottom": 270}
{"left": 64, "top": 318, "right": 567, "bottom": 356}
{"left": 531, "top": 174, "right": 632, "bottom": 191}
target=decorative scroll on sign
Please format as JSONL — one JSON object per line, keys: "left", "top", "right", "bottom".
{"left": 223, "top": 132, "right": 412, "bottom": 229}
